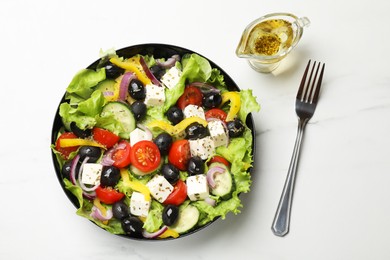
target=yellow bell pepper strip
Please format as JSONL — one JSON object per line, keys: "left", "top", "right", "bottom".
{"left": 120, "top": 169, "right": 151, "bottom": 201}
{"left": 59, "top": 138, "right": 106, "bottom": 149}
{"left": 93, "top": 198, "right": 109, "bottom": 224}
{"left": 220, "top": 91, "right": 241, "bottom": 121}
{"left": 147, "top": 117, "right": 208, "bottom": 136}
{"left": 158, "top": 228, "right": 180, "bottom": 239}
{"left": 147, "top": 120, "right": 175, "bottom": 135}
{"left": 109, "top": 57, "right": 151, "bottom": 86}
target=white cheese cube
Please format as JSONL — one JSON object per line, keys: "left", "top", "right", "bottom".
{"left": 144, "top": 84, "right": 165, "bottom": 106}
{"left": 129, "top": 128, "right": 152, "bottom": 146}
{"left": 183, "top": 104, "right": 205, "bottom": 120}
{"left": 189, "top": 136, "right": 215, "bottom": 160}
{"left": 186, "top": 175, "right": 209, "bottom": 201}
{"left": 161, "top": 66, "right": 181, "bottom": 89}
{"left": 130, "top": 191, "right": 151, "bottom": 217}
{"left": 146, "top": 175, "right": 174, "bottom": 203}
{"left": 208, "top": 120, "right": 228, "bottom": 147}
{"left": 81, "top": 163, "right": 102, "bottom": 186}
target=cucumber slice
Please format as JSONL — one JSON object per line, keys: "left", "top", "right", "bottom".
{"left": 129, "top": 160, "right": 162, "bottom": 176}
{"left": 208, "top": 162, "right": 234, "bottom": 199}
{"left": 170, "top": 205, "right": 199, "bottom": 234}
{"left": 101, "top": 101, "right": 136, "bottom": 138}
{"left": 95, "top": 79, "right": 117, "bottom": 101}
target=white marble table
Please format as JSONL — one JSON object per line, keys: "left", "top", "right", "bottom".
{"left": 1, "top": 0, "right": 390, "bottom": 259}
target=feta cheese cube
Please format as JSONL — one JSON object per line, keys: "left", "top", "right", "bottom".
{"left": 208, "top": 120, "right": 228, "bottom": 147}
{"left": 189, "top": 136, "right": 215, "bottom": 160}
{"left": 146, "top": 175, "right": 174, "bottom": 203}
{"left": 81, "top": 163, "right": 102, "bottom": 186}
{"left": 129, "top": 128, "right": 152, "bottom": 146}
{"left": 186, "top": 175, "right": 209, "bottom": 201}
{"left": 183, "top": 104, "right": 205, "bottom": 120}
{"left": 144, "top": 84, "right": 165, "bottom": 106}
{"left": 130, "top": 191, "right": 151, "bottom": 217}
{"left": 161, "top": 66, "right": 181, "bottom": 89}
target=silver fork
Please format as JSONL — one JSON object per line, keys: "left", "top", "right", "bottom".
{"left": 271, "top": 60, "right": 325, "bottom": 237}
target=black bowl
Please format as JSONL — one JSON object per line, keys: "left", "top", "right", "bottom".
{"left": 51, "top": 43, "right": 256, "bottom": 240}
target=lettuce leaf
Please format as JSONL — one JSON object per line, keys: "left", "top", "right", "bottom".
{"left": 59, "top": 90, "right": 106, "bottom": 130}
{"left": 238, "top": 89, "right": 261, "bottom": 122}
{"left": 66, "top": 68, "right": 106, "bottom": 104}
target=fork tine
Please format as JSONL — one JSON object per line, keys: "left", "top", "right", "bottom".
{"left": 312, "top": 62, "right": 325, "bottom": 104}
{"left": 306, "top": 61, "right": 318, "bottom": 103}
{"left": 297, "top": 60, "right": 311, "bottom": 101}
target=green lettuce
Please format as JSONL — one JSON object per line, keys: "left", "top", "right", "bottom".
{"left": 66, "top": 68, "right": 106, "bottom": 104}
{"left": 59, "top": 90, "right": 106, "bottom": 130}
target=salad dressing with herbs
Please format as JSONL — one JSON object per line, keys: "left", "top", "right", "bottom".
{"left": 243, "top": 19, "right": 294, "bottom": 56}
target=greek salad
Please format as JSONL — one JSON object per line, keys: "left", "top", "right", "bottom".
{"left": 52, "top": 48, "right": 260, "bottom": 239}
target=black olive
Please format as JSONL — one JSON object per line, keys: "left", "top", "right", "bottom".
{"left": 128, "top": 79, "right": 146, "bottom": 100}
{"left": 61, "top": 160, "right": 73, "bottom": 180}
{"left": 112, "top": 200, "right": 130, "bottom": 220}
{"left": 226, "top": 118, "right": 245, "bottom": 137}
{"left": 78, "top": 146, "right": 101, "bottom": 163}
{"left": 153, "top": 133, "right": 173, "bottom": 156}
{"left": 149, "top": 65, "right": 165, "bottom": 79}
{"left": 185, "top": 123, "right": 209, "bottom": 140}
{"left": 62, "top": 160, "right": 81, "bottom": 180}
{"left": 96, "top": 57, "right": 124, "bottom": 79}
{"left": 161, "top": 163, "right": 180, "bottom": 185}
{"left": 106, "top": 63, "right": 125, "bottom": 79}
{"left": 121, "top": 216, "right": 143, "bottom": 238}
{"left": 97, "top": 59, "right": 124, "bottom": 79}
{"left": 100, "top": 166, "right": 121, "bottom": 187}
{"left": 70, "top": 122, "right": 92, "bottom": 139}
{"left": 187, "top": 156, "right": 205, "bottom": 176}
{"left": 130, "top": 101, "right": 147, "bottom": 121}
{"left": 202, "top": 92, "right": 222, "bottom": 108}
{"left": 166, "top": 106, "right": 184, "bottom": 125}
{"left": 162, "top": 205, "right": 179, "bottom": 226}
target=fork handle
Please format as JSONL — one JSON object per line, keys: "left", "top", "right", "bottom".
{"left": 272, "top": 119, "right": 308, "bottom": 236}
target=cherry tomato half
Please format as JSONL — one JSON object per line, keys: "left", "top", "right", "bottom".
{"left": 95, "top": 186, "right": 125, "bottom": 204}
{"left": 168, "top": 139, "right": 191, "bottom": 171}
{"left": 205, "top": 108, "right": 227, "bottom": 122}
{"left": 92, "top": 127, "right": 120, "bottom": 148}
{"left": 130, "top": 140, "right": 161, "bottom": 173}
{"left": 208, "top": 155, "right": 230, "bottom": 168}
{"left": 163, "top": 180, "right": 187, "bottom": 206}
{"left": 55, "top": 132, "right": 78, "bottom": 159}
{"left": 177, "top": 86, "right": 203, "bottom": 110}
{"left": 112, "top": 141, "right": 132, "bottom": 168}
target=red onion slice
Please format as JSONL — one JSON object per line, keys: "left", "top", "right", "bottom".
{"left": 142, "top": 225, "right": 168, "bottom": 239}
{"left": 103, "top": 91, "right": 114, "bottom": 97}
{"left": 156, "top": 55, "right": 180, "bottom": 69}
{"left": 139, "top": 56, "right": 160, "bottom": 86}
{"left": 137, "top": 124, "right": 153, "bottom": 141}
{"left": 101, "top": 142, "right": 127, "bottom": 166}
{"left": 204, "top": 197, "right": 216, "bottom": 207}
{"left": 189, "top": 82, "right": 220, "bottom": 94}
{"left": 90, "top": 206, "right": 113, "bottom": 221}
{"left": 83, "top": 191, "right": 96, "bottom": 200}
{"left": 206, "top": 166, "right": 226, "bottom": 188}
{"left": 69, "top": 154, "right": 80, "bottom": 185}
{"left": 119, "top": 72, "right": 136, "bottom": 100}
